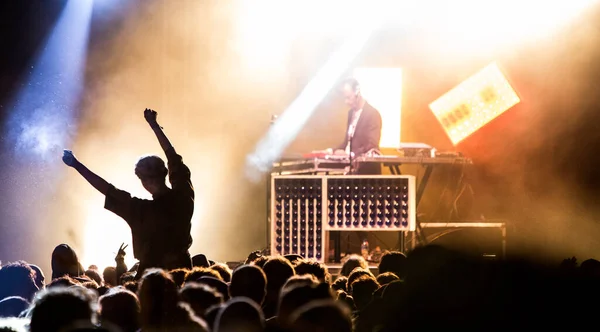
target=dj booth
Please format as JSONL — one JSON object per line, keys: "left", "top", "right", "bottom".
{"left": 268, "top": 147, "right": 506, "bottom": 263}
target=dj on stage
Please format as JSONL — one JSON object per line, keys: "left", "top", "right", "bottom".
{"left": 316, "top": 77, "right": 383, "bottom": 175}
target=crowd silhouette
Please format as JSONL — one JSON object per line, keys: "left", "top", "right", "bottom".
{"left": 1, "top": 110, "right": 600, "bottom": 331}
{"left": 2, "top": 243, "right": 600, "bottom": 332}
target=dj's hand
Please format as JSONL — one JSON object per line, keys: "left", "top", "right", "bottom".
{"left": 333, "top": 149, "right": 347, "bottom": 156}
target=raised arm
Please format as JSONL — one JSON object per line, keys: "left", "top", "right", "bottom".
{"left": 63, "top": 150, "right": 110, "bottom": 195}
{"left": 144, "top": 108, "right": 174, "bottom": 154}
{"left": 143, "top": 108, "right": 193, "bottom": 193}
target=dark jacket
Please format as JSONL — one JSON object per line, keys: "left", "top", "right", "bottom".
{"left": 337, "top": 102, "right": 382, "bottom": 174}
{"left": 337, "top": 102, "right": 382, "bottom": 155}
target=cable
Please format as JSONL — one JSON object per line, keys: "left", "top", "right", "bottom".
{"left": 448, "top": 162, "right": 466, "bottom": 219}
{"left": 428, "top": 165, "right": 451, "bottom": 220}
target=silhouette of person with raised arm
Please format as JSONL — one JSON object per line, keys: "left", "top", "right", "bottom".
{"left": 63, "top": 108, "right": 194, "bottom": 278}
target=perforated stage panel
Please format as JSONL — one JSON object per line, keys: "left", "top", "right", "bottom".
{"left": 270, "top": 175, "right": 416, "bottom": 262}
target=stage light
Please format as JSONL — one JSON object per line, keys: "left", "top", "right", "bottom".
{"left": 6, "top": 0, "right": 93, "bottom": 160}
{"left": 352, "top": 68, "right": 403, "bottom": 148}
{"left": 82, "top": 199, "right": 136, "bottom": 271}
{"left": 414, "top": 0, "right": 595, "bottom": 58}
{"left": 2, "top": 0, "right": 95, "bottom": 273}
{"left": 245, "top": 14, "right": 382, "bottom": 181}
{"left": 429, "top": 62, "right": 520, "bottom": 145}
{"left": 233, "top": 1, "right": 394, "bottom": 76}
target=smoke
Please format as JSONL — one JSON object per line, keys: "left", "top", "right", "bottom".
{"left": 6, "top": 0, "right": 600, "bottom": 272}
{"left": 54, "top": 0, "right": 304, "bottom": 268}
{"left": 12, "top": 106, "right": 77, "bottom": 161}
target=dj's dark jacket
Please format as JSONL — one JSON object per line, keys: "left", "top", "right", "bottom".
{"left": 337, "top": 102, "right": 383, "bottom": 175}
{"left": 337, "top": 102, "right": 382, "bottom": 156}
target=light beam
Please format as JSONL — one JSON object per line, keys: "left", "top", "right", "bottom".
{"left": 5, "top": 0, "right": 93, "bottom": 160}
{"left": 245, "top": 19, "right": 382, "bottom": 181}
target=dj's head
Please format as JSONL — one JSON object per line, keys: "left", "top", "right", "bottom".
{"left": 341, "top": 77, "right": 363, "bottom": 110}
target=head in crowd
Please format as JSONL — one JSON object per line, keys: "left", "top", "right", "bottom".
{"left": 280, "top": 275, "right": 318, "bottom": 295}
{"left": 169, "top": 268, "right": 190, "bottom": 287}
{"left": 84, "top": 269, "right": 103, "bottom": 286}
{"left": 137, "top": 268, "right": 179, "bottom": 328}
{"left": 137, "top": 268, "right": 208, "bottom": 331}
{"left": 28, "top": 264, "right": 45, "bottom": 290}
{"left": 204, "top": 303, "right": 224, "bottom": 330}
{"left": 261, "top": 256, "right": 296, "bottom": 318}
{"left": 229, "top": 265, "right": 267, "bottom": 306}
{"left": 277, "top": 282, "right": 334, "bottom": 328}
{"left": 0, "top": 297, "right": 29, "bottom": 318}
{"left": 180, "top": 283, "right": 224, "bottom": 319}
{"left": 196, "top": 277, "right": 229, "bottom": 301}
{"left": 47, "top": 275, "right": 80, "bottom": 289}
{"left": 102, "top": 267, "right": 117, "bottom": 287}
{"left": 331, "top": 276, "right": 348, "bottom": 292}
{"left": 80, "top": 280, "right": 100, "bottom": 294}
{"left": 192, "top": 254, "right": 211, "bottom": 268}
{"left": 376, "top": 271, "right": 400, "bottom": 286}
{"left": 340, "top": 254, "right": 368, "bottom": 277}
{"left": 294, "top": 260, "right": 331, "bottom": 284}
{"left": 184, "top": 267, "right": 222, "bottom": 284}
{"left": 119, "top": 272, "right": 136, "bottom": 285}
{"left": 346, "top": 268, "right": 374, "bottom": 292}
{"left": 336, "top": 289, "right": 356, "bottom": 312}
{"left": 51, "top": 244, "right": 83, "bottom": 280}
{"left": 580, "top": 258, "right": 600, "bottom": 277}
{"left": 98, "top": 288, "right": 140, "bottom": 332}
{"left": 134, "top": 155, "right": 168, "bottom": 196}
{"left": 96, "top": 285, "right": 109, "bottom": 297}
{"left": 288, "top": 299, "right": 353, "bottom": 332}
{"left": 283, "top": 254, "right": 303, "bottom": 266}
{"left": 123, "top": 281, "right": 138, "bottom": 294}
{"left": 349, "top": 274, "right": 380, "bottom": 311}
{"left": 28, "top": 286, "right": 97, "bottom": 332}
{"left": 379, "top": 279, "right": 405, "bottom": 311}
{"left": 378, "top": 251, "right": 408, "bottom": 280}
{"left": 0, "top": 261, "right": 38, "bottom": 302}
{"left": 249, "top": 255, "right": 269, "bottom": 269}
{"left": 214, "top": 297, "right": 265, "bottom": 332}
{"left": 209, "top": 263, "right": 233, "bottom": 283}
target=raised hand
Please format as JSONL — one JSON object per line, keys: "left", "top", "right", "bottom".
{"left": 144, "top": 108, "right": 158, "bottom": 126}
{"left": 115, "top": 243, "right": 128, "bottom": 261}
{"left": 62, "top": 150, "right": 79, "bottom": 167}
{"left": 245, "top": 250, "right": 262, "bottom": 264}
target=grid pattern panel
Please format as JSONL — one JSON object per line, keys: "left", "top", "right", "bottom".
{"left": 270, "top": 175, "right": 416, "bottom": 262}
{"left": 325, "top": 176, "right": 414, "bottom": 231}
{"left": 272, "top": 177, "right": 324, "bottom": 261}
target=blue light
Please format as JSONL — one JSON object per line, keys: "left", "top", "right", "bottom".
{"left": 5, "top": 0, "right": 93, "bottom": 161}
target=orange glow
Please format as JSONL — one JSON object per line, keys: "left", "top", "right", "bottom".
{"left": 429, "top": 62, "right": 520, "bottom": 145}
{"left": 352, "top": 67, "right": 403, "bottom": 148}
